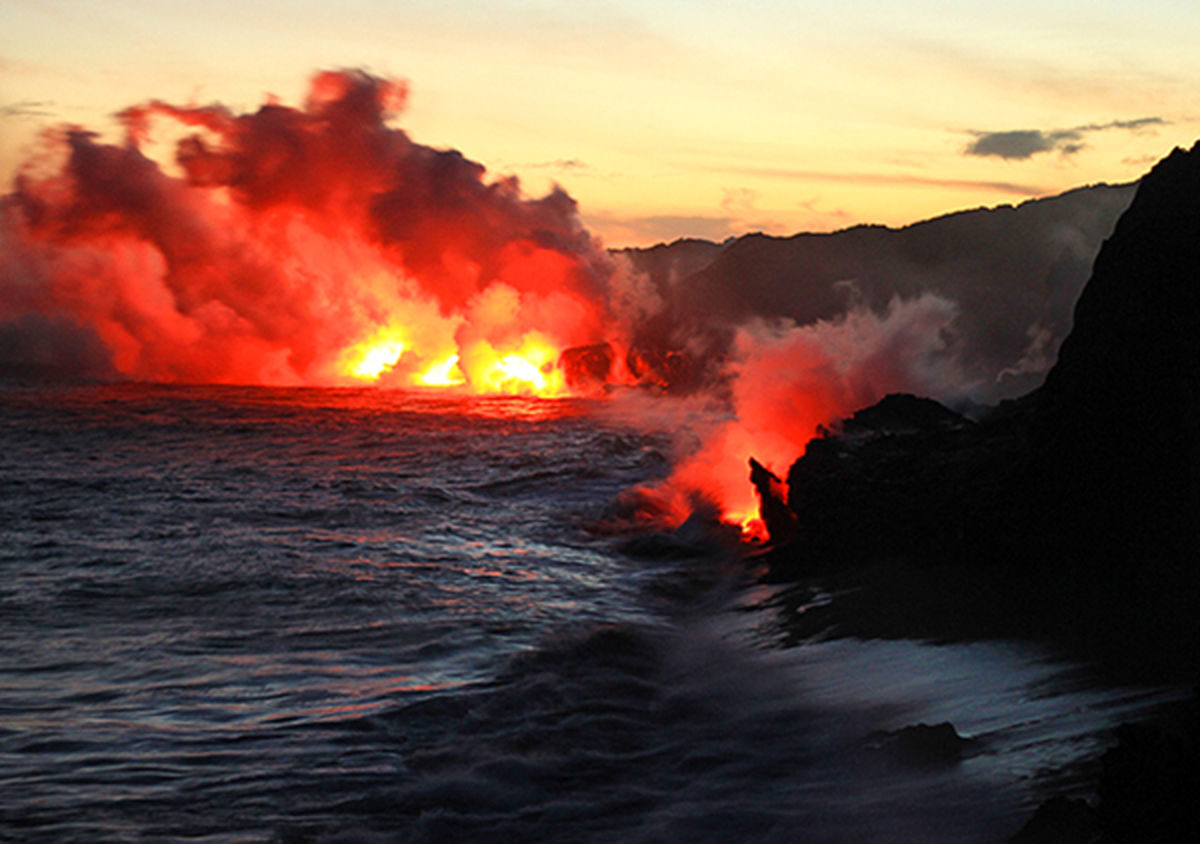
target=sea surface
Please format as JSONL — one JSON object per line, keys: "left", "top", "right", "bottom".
{"left": 0, "top": 384, "right": 1183, "bottom": 842}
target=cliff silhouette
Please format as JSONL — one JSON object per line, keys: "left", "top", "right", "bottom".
{"left": 761, "top": 142, "right": 1200, "bottom": 682}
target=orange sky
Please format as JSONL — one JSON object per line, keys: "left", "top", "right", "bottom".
{"left": 3, "top": 0, "right": 1200, "bottom": 247}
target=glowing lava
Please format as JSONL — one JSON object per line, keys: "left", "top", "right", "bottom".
{"left": 471, "top": 336, "right": 566, "bottom": 397}
{"left": 417, "top": 354, "right": 467, "bottom": 387}
{"left": 347, "top": 336, "right": 406, "bottom": 380}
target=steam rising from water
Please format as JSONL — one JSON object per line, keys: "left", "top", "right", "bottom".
{"left": 612, "top": 295, "right": 962, "bottom": 531}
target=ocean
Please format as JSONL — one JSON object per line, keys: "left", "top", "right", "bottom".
{"left": 0, "top": 384, "right": 1182, "bottom": 842}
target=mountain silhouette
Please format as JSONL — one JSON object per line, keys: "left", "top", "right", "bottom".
{"left": 617, "top": 183, "right": 1136, "bottom": 401}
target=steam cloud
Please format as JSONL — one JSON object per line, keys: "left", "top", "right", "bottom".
{"left": 614, "top": 295, "right": 964, "bottom": 531}
{"left": 0, "top": 70, "right": 615, "bottom": 386}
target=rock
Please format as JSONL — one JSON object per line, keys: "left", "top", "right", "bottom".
{"left": 1031, "top": 141, "right": 1200, "bottom": 569}
{"left": 839, "top": 392, "right": 971, "bottom": 437}
{"left": 748, "top": 457, "right": 795, "bottom": 545}
{"left": 864, "top": 722, "right": 978, "bottom": 766}
{"left": 559, "top": 343, "right": 614, "bottom": 389}
{"left": 1095, "top": 709, "right": 1200, "bottom": 843}
{"left": 779, "top": 392, "right": 1024, "bottom": 574}
{"left": 1008, "top": 796, "right": 1097, "bottom": 844}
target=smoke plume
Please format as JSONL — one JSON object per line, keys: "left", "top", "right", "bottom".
{"left": 0, "top": 70, "right": 617, "bottom": 390}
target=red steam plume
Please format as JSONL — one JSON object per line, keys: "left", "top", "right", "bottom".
{"left": 0, "top": 70, "right": 619, "bottom": 392}
{"left": 623, "top": 295, "right": 961, "bottom": 538}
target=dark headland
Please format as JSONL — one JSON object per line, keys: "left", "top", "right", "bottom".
{"left": 751, "top": 142, "right": 1200, "bottom": 841}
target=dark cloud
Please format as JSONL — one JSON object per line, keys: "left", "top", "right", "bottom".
{"left": 966, "top": 129, "right": 1070, "bottom": 160}
{"left": 966, "top": 118, "right": 1167, "bottom": 160}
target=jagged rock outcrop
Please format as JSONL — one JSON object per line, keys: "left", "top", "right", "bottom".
{"left": 864, "top": 721, "right": 979, "bottom": 767}
{"left": 774, "top": 392, "right": 1030, "bottom": 574}
{"left": 748, "top": 457, "right": 795, "bottom": 545}
{"left": 1031, "top": 142, "right": 1200, "bottom": 566}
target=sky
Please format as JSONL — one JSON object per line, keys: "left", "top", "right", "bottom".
{"left": 3, "top": 0, "right": 1199, "bottom": 248}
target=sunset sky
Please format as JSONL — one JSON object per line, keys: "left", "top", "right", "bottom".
{"left": 3, "top": 0, "right": 1199, "bottom": 247}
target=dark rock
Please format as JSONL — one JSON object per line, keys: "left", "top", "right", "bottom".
{"left": 559, "top": 342, "right": 614, "bottom": 389}
{"left": 623, "top": 343, "right": 713, "bottom": 393}
{"left": 1008, "top": 796, "right": 1097, "bottom": 844}
{"left": 839, "top": 392, "right": 971, "bottom": 436}
{"left": 748, "top": 457, "right": 796, "bottom": 545}
{"left": 779, "top": 392, "right": 1027, "bottom": 577}
{"left": 1031, "top": 142, "right": 1200, "bottom": 570}
{"left": 864, "top": 722, "right": 978, "bottom": 766}
{"left": 1094, "top": 698, "right": 1200, "bottom": 844}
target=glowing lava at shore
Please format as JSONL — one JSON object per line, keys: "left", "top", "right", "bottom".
{"left": 0, "top": 70, "right": 619, "bottom": 396}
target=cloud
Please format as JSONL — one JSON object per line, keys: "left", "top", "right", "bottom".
{"left": 0, "top": 70, "right": 616, "bottom": 387}
{"left": 965, "top": 117, "right": 1167, "bottom": 160}
{"left": 518, "top": 158, "right": 589, "bottom": 172}
{"left": 0, "top": 100, "right": 56, "bottom": 120}
{"left": 717, "top": 165, "right": 1043, "bottom": 196}
{"left": 720, "top": 187, "right": 758, "bottom": 215}
{"left": 584, "top": 212, "right": 741, "bottom": 246}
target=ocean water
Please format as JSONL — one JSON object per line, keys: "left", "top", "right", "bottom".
{"left": 0, "top": 384, "right": 1182, "bottom": 842}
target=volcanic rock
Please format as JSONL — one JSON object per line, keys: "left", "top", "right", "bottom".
{"left": 559, "top": 342, "right": 615, "bottom": 389}
{"left": 1094, "top": 705, "right": 1200, "bottom": 843}
{"left": 1031, "top": 142, "right": 1200, "bottom": 568}
{"left": 1008, "top": 796, "right": 1097, "bottom": 844}
{"left": 748, "top": 457, "right": 796, "bottom": 545}
{"left": 864, "top": 722, "right": 979, "bottom": 766}
{"left": 775, "top": 392, "right": 1026, "bottom": 578}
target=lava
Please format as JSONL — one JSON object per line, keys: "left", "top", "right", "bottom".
{"left": 417, "top": 354, "right": 466, "bottom": 388}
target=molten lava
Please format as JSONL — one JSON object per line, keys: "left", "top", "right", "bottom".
{"left": 346, "top": 333, "right": 406, "bottom": 380}
{"left": 417, "top": 354, "right": 466, "bottom": 388}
